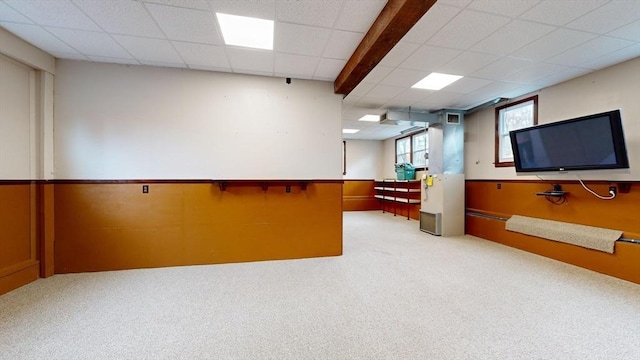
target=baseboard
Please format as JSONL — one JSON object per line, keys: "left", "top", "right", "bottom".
{"left": 466, "top": 214, "right": 640, "bottom": 284}
{"left": 343, "top": 196, "right": 380, "bottom": 211}
{"left": 0, "top": 260, "right": 39, "bottom": 296}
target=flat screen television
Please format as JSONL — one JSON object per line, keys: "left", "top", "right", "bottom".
{"left": 509, "top": 109, "right": 629, "bottom": 173}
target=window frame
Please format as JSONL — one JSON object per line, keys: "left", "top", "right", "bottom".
{"left": 395, "top": 130, "right": 428, "bottom": 170}
{"left": 494, "top": 95, "right": 538, "bottom": 167}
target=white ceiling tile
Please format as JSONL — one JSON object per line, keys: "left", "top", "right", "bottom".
{"left": 334, "top": 0, "right": 385, "bottom": 32}
{"left": 0, "top": 2, "right": 32, "bottom": 23}
{"left": 274, "top": 23, "right": 331, "bottom": 56}
{"left": 546, "top": 36, "right": 635, "bottom": 67}
{"left": 437, "top": 0, "right": 473, "bottom": 8}
{"left": 566, "top": 0, "right": 640, "bottom": 34}
{"left": 342, "top": 94, "right": 362, "bottom": 106}
{"left": 87, "top": 56, "right": 141, "bottom": 65}
{"left": 276, "top": 0, "right": 344, "bottom": 28}
{"left": 436, "top": 51, "right": 500, "bottom": 76}
{"left": 364, "top": 85, "right": 405, "bottom": 100}
{"left": 403, "top": 4, "right": 461, "bottom": 44}
{"left": 399, "top": 45, "right": 461, "bottom": 72}
{"left": 0, "top": 22, "right": 78, "bottom": 54}
{"left": 415, "top": 90, "right": 462, "bottom": 110}
{"left": 607, "top": 20, "right": 640, "bottom": 42}
{"left": 233, "top": 68, "right": 274, "bottom": 77}
{"left": 226, "top": 47, "right": 274, "bottom": 72}
{"left": 578, "top": 43, "right": 640, "bottom": 70}
{"left": 50, "top": 52, "right": 88, "bottom": 60}
{"left": 361, "top": 65, "right": 394, "bottom": 84}
{"left": 46, "top": 28, "right": 133, "bottom": 58}
{"left": 143, "top": 0, "right": 212, "bottom": 11}
{"left": 139, "top": 60, "right": 186, "bottom": 68}
{"left": 519, "top": 0, "right": 609, "bottom": 26}
{"left": 274, "top": 53, "right": 317, "bottom": 77}
{"left": 467, "top": 0, "right": 540, "bottom": 17}
{"left": 173, "top": 41, "right": 230, "bottom": 68}
{"left": 379, "top": 41, "right": 420, "bottom": 67}
{"left": 73, "top": 0, "right": 164, "bottom": 38}
{"left": 383, "top": 97, "right": 423, "bottom": 109}
{"left": 471, "top": 20, "right": 556, "bottom": 56}
{"left": 208, "top": 0, "right": 276, "bottom": 20}
{"left": 312, "top": 76, "right": 333, "bottom": 83}
{"left": 356, "top": 97, "right": 387, "bottom": 108}
{"left": 471, "top": 57, "right": 533, "bottom": 80}
{"left": 510, "top": 28, "right": 597, "bottom": 62}
{"left": 534, "top": 67, "right": 592, "bottom": 88}
{"left": 112, "top": 35, "right": 182, "bottom": 62}
{"left": 314, "top": 58, "right": 345, "bottom": 79}
{"left": 443, "top": 77, "right": 493, "bottom": 94}
{"left": 379, "top": 68, "right": 429, "bottom": 88}
{"left": 346, "top": 82, "right": 375, "bottom": 98}
{"left": 396, "top": 88, "right": 434, "bottom": 102}
{"left": 189, "top": 65, "right": 233, "bottom": 73}
{"left": 146, "top": 3, "right": 221, "bottom": 44}
{"left": 465, "top": 81, "right": 523, "bottom": 103}
{"left": 322, "top": 29, "right": 363, "bottom": 60}
{"left": 4, "top": 0, "right": 100, "bottom": 31}
{"left": 504, "top": 63, "right": 570, "bottom": 84}
{"left": 427, "top": 9, "right": 511, "bottom": 50}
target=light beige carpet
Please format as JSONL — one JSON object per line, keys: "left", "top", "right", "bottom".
{"left": 506, "top": 215, "right": 622, "bottom": 253}
{"left": 1, "top": 211, "right": 639, "bottom": 359}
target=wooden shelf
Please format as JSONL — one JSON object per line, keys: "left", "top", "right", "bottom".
{"left": 374, "top": 195, "right": 420, "bottom": 204}
{"left": 373, "top": 179, "right": 421, "bottom": 220}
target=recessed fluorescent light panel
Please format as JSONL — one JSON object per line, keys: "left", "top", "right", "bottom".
{"left": 343, "top": 129, "right": 360, "bottom": 134}
{"left": 216, "top": 13, "right": 274, "bottom": 50}
{"left": 412, "top": 72, "right": 463, "bottom": 90}
{"left": 358, "top": 115, "right": 380, "bottom": 122}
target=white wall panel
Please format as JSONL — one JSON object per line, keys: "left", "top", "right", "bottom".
{"left": 54, "top": 61, "right": 342, "bottom": 179}
{"left": 343, "top": 140, "right": 383, "bottom": 180}
{"left": 0, "top": 55, "right": 32, "bottom": 179}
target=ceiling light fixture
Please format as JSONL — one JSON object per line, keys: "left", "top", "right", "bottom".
{"left": 358, "top": 114, "right": 381, "bottom": 122}
{"left": 412, "top": 72, "right": 463, "bottom": 90}
{"left": 216, "top": 13, "right": 274, "bottom": 50}
{"left": 343, "top": 129, "right": 360, "bottom": 134}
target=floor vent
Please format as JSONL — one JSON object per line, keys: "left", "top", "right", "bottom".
{"left": 420, "top": 211, "right": 441, "bottom": 235}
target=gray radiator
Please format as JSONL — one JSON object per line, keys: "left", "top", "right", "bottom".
{"left": 420, "top": 211, "right": 442, "bottom": 236}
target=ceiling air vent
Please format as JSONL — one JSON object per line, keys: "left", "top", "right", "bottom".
{"left": 379, "top": 113, "right": 400, "bottom": 125}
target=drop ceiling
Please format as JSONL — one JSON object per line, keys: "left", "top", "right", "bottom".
{"left": 1, "top": 0, "right": 638, "bottom": 140}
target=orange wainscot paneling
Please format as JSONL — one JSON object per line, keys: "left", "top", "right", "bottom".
{"left": 0, "top": 182, "right": 39, "bottom": 295}
{"left": 343, "top": 180, "right": 380, "bottom": 211}
{"left": 466, "top": 180, "right": 640, "bottom": 234}
{"left": 465, "top": 180, "right": 640, "bottom": 284}
{"left": 53, "top": 181, "right": 343, "bottom": 273}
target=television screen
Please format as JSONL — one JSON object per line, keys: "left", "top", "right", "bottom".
{"left": 509, "top": 110, "right": 629, "bottom": 173}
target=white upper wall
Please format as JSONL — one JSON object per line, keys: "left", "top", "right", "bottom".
{"left": 343, "top": 140, "right": 383, "bottom": 180}
{"left": 54, "top": 60, "right": 343, "bottom": 180}
{"left": 0, "top": 27, "right": 55, "bottom": 180}
{"left": 465, "top": 57, "right": 640, "bottom": 181}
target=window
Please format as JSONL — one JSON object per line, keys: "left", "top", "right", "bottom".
{"left": 495, "top": 96, "right": 538, "bottom": 167}
{"left": 396, "top": 137, "right": 410, "bottom": 164}
{"left": 395, "top": 131, "right": 428, "bottom": 169}
{"left": 412, "top": 132, "right": 428, "bottom": 168}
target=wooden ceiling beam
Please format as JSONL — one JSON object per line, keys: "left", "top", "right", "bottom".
{"left": 333, "top": 0, "right": 436, "bottom": 96}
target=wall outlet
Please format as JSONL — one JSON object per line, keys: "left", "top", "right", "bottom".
{"left": 609, "top": 186, "right": 617, "bottom": 196}
{"left": 285, "top": 185, "right": 291, "bottom": 193}
{"left": 142, "top": 185, "right": 149, "bottom": 193}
